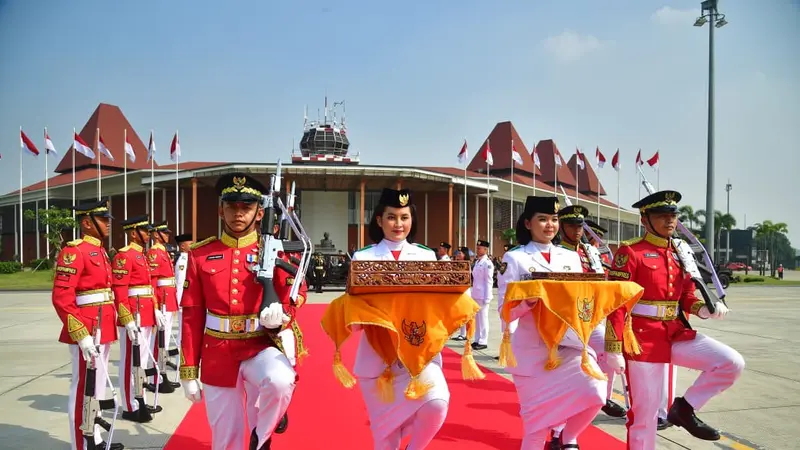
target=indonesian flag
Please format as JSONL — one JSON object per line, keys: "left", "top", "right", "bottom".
{"left": 124, "top": 132, "right": 135, "bottom": 163}
{"left": 596, "top": 146, "right": 606, "bottom": 168}
{"left": 575, "top": 148, "right": 585, "bottom": 170}
{"left": 457, "top": 139, "right": 468, "bottom": 164}
{"left": 554, "top": 147, "right": 564, "bottom": 167}
{"left": 98, "top": 135, "right": 114, "bottom": 161}
{"left": 74, "top": 133, "right": 96, "bottom": 158}
{"left": 612, "top": 149, "right": 621, "bottom": 171}
{"left": 147, "top": 131, "right": 156, "bottom": 162}
{"left": 483, "top": 140, "right": 493, "bottom": 166}
{"left": 170, "top": 132, "right": 181, "bottom": 162}
{"left": 511, "top": 141, "right": 523, "bottom": 166}
{"left": 44, "top": 131, "right": 57, "bottom": 156}
{"left": 531, "top": 144, "right": 541, "bottom": 169}
{"left": 635, "top": 149, "right": 644, "bottom": 167}
{"left": 647, "top": 150, "right": 660, "bottom": 169}
{"left": 20, "top": 130, "right": 40, "bottom": 156}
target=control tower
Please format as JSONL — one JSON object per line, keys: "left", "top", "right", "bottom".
{"left": 291, "top": 97, "right": 360, "bottom": 165}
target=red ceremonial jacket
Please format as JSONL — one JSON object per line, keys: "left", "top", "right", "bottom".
{"left": 606, "top": 233, "right": 705, "bottom": 363}
{"left": 52, "top": 235, "right": 118, "bottom": 345}
{"left": 559, "top": 241, "right": 592, "bottom": 273}
{"left": 179, "top": 231, "right": 300, "bottom": 387}
{"left": 112, "top": 242, "right": 157, "bottom": 327}
{"left": 147, "top": 243, "right": 178, "bottom": 312}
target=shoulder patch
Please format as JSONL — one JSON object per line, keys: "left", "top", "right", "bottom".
{"left": 412, "top": 243, "right": 432, "bottom": 251}
{"left": 66, "top": 239, "right": 83, "bottom": 247}
{"left": 118, "top": 245, "right": 131, "bottom": 253}
{"left": 355, "top": 244, "right": 375, "bottom": 252}
{"left": 191, "top": 236, "right": 217, "bottom": 250}
{"left": 620, "top": 237, "right": 643, "bottom": 247}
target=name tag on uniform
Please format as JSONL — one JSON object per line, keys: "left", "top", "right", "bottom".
{"left": 207, "top": 254, "right": 223, "bottom": 261}
{"left": 246, "top": 254, "right": 256, "bottom": 263}
{"left": 644, "top": 253, "right": 659, "bottom": 258}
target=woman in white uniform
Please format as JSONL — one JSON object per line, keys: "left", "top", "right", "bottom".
{"left": 351, "top": 188, "right": 449, "bottom": 450}
{"left": 498, "top": 196, "right": 606, "bottom": 450}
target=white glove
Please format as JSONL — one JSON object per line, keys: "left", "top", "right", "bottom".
{"left": 78, "top": 336, "right": 99, "bottom": 361}
{"left": 259, "top": 303, "right": 291, "bottom": 329}
{"left": 182, "top": 379, "right": 202, "bottom": 403}
{"left": 698, "top": 302, "right": 729, "bottom": 320}
{"left": 154, "top": 309, "right": 167, "bottom": 328}
{"left": 509, "top": 298, "right": 538, "bottom": 321}
{"left": 125, "top": 321, "right": 139, "bottom": 341}
{"left": 605, "top": 352, "right": 626, "bottom": 375}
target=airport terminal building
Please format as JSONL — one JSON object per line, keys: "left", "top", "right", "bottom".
{"left": 0, "top": 103, "right": 640, "bottom": 262}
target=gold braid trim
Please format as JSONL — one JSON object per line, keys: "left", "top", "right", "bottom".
{"left": 690, "top": 300, "right": 705, "bottom": 315}
{"left": 179, "top": 366, "right": 199, "bottom": 380}
{"left": 605, "top": 341, "right": 623, "bottom": 353}
{"left": 118, "top": 304, "right": 134, "bottom": 326}
{"left": 67, "top": 314, "right": 89, "bottom": 342}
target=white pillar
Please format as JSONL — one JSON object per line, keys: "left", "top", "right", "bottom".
{"left": 35, "top": 201, "right": 41, "bottom": 259}
{"left": 161, "top": 188, "right": 167, "bottom": 222}
{"left": 180, "top": 188, "right": 186, "bottom": 234}
{"left": 13, "top": 205, "right": 18, "bottom": 258}
{"left": 474, "top": 194, "right": 479, "bottom": 243}
{"left": 424, "top": 192, "right": 429, "bottom": 244}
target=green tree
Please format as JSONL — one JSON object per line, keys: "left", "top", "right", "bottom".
{"left": 678, "top": 205, "right": 701, "bottom": 234}
{"left": 24, "top": 206, "right": 77, "bottom": 259}
{"left": 753, "top": 220, "right": 790, "bottom": 276}
{"left": 502, "top": 228, "right": 516, "bottom": 245}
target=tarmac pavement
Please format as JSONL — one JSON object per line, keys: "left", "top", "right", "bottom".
{"left": 0, "top": 283, "right": 797, "bottom": 449}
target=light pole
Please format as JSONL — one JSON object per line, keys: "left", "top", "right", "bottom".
{"left": 725, "top": 180, "right": 732, "bottom": 262}
{"left": 695, "top": 0, "right": 727, "bottom": 263}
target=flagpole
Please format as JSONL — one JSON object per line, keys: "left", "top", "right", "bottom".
{"left": 124, "top": 129, "right": 129, "bottom": 245}
{"left": 150, "top": 130, "right": 155, "bottom": 220}
{"left": 575, "top": 149, "right": 580, "bottom": 204}
{"left": 96, "top": 128, "right": 101, "bottom": 200}
{"left": 617, "top": 167, "right": 621, "bottom": 243}
{"left": 19, "top": 127, "right": 23, "bottom": 264}
{"left": 637, "top": 170, "right": 642, "bottom": 235}
{"left": 463, "top": 139, "right": 467, "bottom": 247}
{"left": 657, "top": 164, "right": 660, "bottom": 191}
{"left": 532, "top": 141, "right": 536, "bottom": 196}
{"left": 175, "top": 130, "right": 180, "bottom": 234}
{"left": 510, "top": 139, "right": 514, "bottom": 230}
{"left": 72, "top": 128, "right": 76, "bottom": 240}
{"left": 44, "top": 128, "right": 50, "bottom": 258}
{"left": 486, "top": 139, "right": 490, "bottom": 240}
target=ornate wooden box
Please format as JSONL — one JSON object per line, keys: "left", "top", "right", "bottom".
{"left": 347, "top": 260, "right": 472, "bottom": 294}
{"left": 527, "top": 272, "right": 606, "bottom": 281}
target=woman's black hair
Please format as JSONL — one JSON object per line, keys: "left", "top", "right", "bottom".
{"left": 515, "top": 212, "right": 560, "bottom": 245}
{"left": 368, "top": 204, "right": 418, "bottom": 244}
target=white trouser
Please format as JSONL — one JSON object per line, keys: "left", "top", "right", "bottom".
{"left": 499, "top": 310, "right": 518, "bottom": 335}
{"left": 278, "top": 328, "right": 296, "bottom": 367}
{"left": 203, "top": 347, "right": 296, "bottom": 450}
{"left": 68, "top": 343, "right": 112, "bottom": 450}
{"left": 658, "top": 364, "right": 678, "bottom": 420}
{"left": 118, "top": 326, "right": 153, "bottom": 412}
{"left": 149, "top": 311, "right": 174, "bottom": 383}
{"left": 588, "top": 323, "right": 617, "bottom": 401}
{"left": 174, "top": 308, "right": 183, "bottom": 370}
{"left": 473, "top": 299, "right": 491, "bottom": 345}
{"left": 626, "top": 333, "right": 745, "bottom": 450}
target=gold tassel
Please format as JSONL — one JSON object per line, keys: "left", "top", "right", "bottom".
{"left": 404, "top": 376, "right": 433, "bottom": 400}
{"left": 293, "top": 322, "right": 308, "bottom": 365}
{"left": 623, "top": 314, "right": 642, "bottom": 355}
{"left": 498, "top": 327, "right": 516, "bottom": 368}
{"left": 376, "top": 366, "right": 395, "bottom": 403}
{"left": 461, "top": 320, "right": 485, "bottom": 380}
{"left": 544, "top": 345, "right": 562, "bottom": 371}
{"left": 581, "top": 349, "right": 608, "bottom": 380}
{"left": 332, "top": 349, "right": 356, "bottom": 388}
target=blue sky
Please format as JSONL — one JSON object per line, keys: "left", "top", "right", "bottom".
{"left": 1, "top": 0, "right": 798, "bottom": 243}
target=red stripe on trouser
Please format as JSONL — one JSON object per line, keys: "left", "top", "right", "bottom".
{"left": 123, "top": 333, "right": 135, "bottom": 411}
{"left": 74, "top": 351, "right": 88, "bottom": 450}
{"left": 151, "top": 334, "right": 159, "bottom": 384}
{"left": 624, "top": 365, "right": 636, "bottom": 450}
{"left": 667, "top": 364, "right": 674, "bottom": 411}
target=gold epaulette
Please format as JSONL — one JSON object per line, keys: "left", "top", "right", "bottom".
{"left": 191, "top": 236, "right": 217, "bottom": 250}
{"left": 118, "top": 245, "right": 131, "bottom": 252}
{"left": 66, "top": 239, "right": 83, "bottom": 247}
{"left": 620, "top": 236, "right": 643, "bottom": 247}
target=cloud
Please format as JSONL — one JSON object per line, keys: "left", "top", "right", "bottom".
{"left": 651, "top": 6, "right": 700, "bottom": 26}
{"left": 542, "top": 30, "right": 607, "bottom": 63}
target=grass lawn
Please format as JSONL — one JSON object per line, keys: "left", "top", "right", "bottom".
{"left": 0, "top": 270, "right": 54, "bottom": 290}
{"left": 735, "top": 276, "right": 800, "bottom": 287}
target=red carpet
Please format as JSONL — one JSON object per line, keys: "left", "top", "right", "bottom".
{"left": 165, "top": 304, "right": 625, "bottom": 449}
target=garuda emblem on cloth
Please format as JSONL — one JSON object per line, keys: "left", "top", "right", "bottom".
{"left": 614, "top": 255, "right": 628, "bottom": 269}
{"left": 61, "top": 252, "right": 76, "bottom": 266}
{"left": 577, "top": 297, "right": 594, "bottom": 323}
{"left": 402, "top": 319, "right": 426, "bottom": 346}
{"left": 116, "top": 258, "right": 126, "bottom": 268}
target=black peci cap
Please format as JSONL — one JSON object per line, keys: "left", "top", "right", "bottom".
{"left": 378, "top": 188, "right": 413, "bottom": 208}
{"left": 439, "top": 242, "right": 451, "bottom": 250}
{"left": 476, "top": 239, "right": 490, "bottom": 248}
{"left": 523, "top": 196, "right": 560, "bottom": 216}
{"left": 174, "top": 234, "right": 193, "bottom": 243}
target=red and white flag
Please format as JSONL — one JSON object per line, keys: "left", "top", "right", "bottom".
{"left": 511, "top": 141, "right": 523, "bottom": 166}
{"left": 554, "top": 147, "right": 564, "bottom": 167}
{"left": 575, "top": 148, "right": 585, "bottom": 170}
{"left": 612, "top": 149, "right": 621, "bottom": 171}
{"left": 124, "top": 132, "right": 135, "bottom": 163}
{"left": 20, "top": 130, "right": 40, "bottom": 156}
{"left": 98, "top": 135, "right": 114, "bottom": 161}
{"left": 44, "top": 131, "right": 57, "bottom": 157}
{"left": 74, "top": 133, "right": 96, "bottom": 158}
{"left": 483, "top": 141, "right": 493, "bottom": 166}
{"left": 170, "top": 132, "right": 181, "bottom": 162}
{"left": 635, "top": 149, "right": 644, "bottom": 167}
{"left": 457, "top": 139, "right": 468, "bottom": 164}
{"left": 147, "top": 131, "right": 156, "bottom": 162}
{"left": 531, "top": 144, "right": 541, "bottom": 169}
{"left": 596, "top": 146, "right": 606, "bottom": 168}
{"left": 647, "top": 150, "right": 660, "bottom": 169}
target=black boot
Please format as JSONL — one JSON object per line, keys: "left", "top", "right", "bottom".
{"left": 657, "top": 417, "right": 673, "bottom": 430}
{"left": 667, "top": 397, "right": 720, "bottom": 441}
{"left": 96, "top": 442, "right": 125, "bottom": 450}
{"left": 121, "top": 409, "right": 153, "bottom": 423}
{"left": 249, "top": 428, "right": 272, "bottom": 450}
{"left": 601, "top": 399, "right": 627, "bottom": 418}
{"left": 561, "top": 445, "right": 579, "bottom": 449}
{"left": 275, "top": 412, "right": 288, "bottom": 434}
{"left": 548, "top": 430, "right": 562, "bottom": 450}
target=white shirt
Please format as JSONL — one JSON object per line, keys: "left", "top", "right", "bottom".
{"left": 471, "top": 254, "right": 494, "bottom": 301}
{"left": 174, "top": 252, "right": 189, "bottom": 306}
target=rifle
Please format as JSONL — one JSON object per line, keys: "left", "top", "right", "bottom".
{"left": 256, "top": 160, "right": 314, "bottom": 318}
{"left": 131, "top": 296, "right": 155, "bottom": 421}
{"left": 558, "top": 186, "right": 609, "bottom": 273}
{"left": 80, "top": 307, "right": 119, "bottom": 450}
{"left": 636, "top": 165, "right": 726, "bottom": 313}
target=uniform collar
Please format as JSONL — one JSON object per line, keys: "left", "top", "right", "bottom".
{"left": 82, "top": 235, "right": 102, "bottom": 247}
{"left": 559, "top": 241, "right": 577, "bottom": 251}
{"left": 151, "top": 242, "right": 165, "bottom": 251}
{"left": 645, "top": 233, "right": 670, "bottom": 248}
{"left": 128, "top": 242, "right": 144, "bottom": 253}
{"left": 221, "top": 230, "right": 258, "bottom": 249}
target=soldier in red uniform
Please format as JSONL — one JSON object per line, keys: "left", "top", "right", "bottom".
{"left": 112, "top": 215, "right": 162, "bottom": 423}
{"left": 52, "top": 199, "right": 123, "bottom": 450}
{"left": 146, "top": 221, "right": 179, "bottom": 392}
{"left": 606, "top": 190, "right": 744, "bottom": 450}
{"left": 180, "top": 173, "right": 298, "bottom": 450}
{"left": 585, "top": 219, "right": 612, "bottom": 268}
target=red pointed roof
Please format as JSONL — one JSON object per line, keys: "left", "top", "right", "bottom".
{"left": 466, "top": 121, "right": 541, "bottom": 177}
{"left": 533, "top": 139, "right": 576, "bottom": 187}
{"left": 54, "top": 103, "right": 158, "bottom": 174}
{"left": 566, "top": 152, "right": 606, "bottom": 196}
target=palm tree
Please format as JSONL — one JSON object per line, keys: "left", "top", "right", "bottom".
{"left": 717, "top": 212, "right": 736, "bottom": 263}
{"left": 678, "top": 205, "right": 700, "bottom": 233}
{"left": 695, "top": 209, "right": 736, "bottom": 262}
{"left": 753, "top": 221, "right": 790, "bottom": 277}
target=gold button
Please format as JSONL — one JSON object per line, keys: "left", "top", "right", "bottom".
{"left": 669, "top": 274, "right": 673, "bottom": 279}
{"left": 669, "top": 291, "right": 673, "bottom": 296}
{"left": 233, "top": 268, "right": 239, "bottom": 274}
{"left": 232, "top": 299, "right": 238, "bottom": 305}
{"left": 211, "top": 269, "right": 216, "bottom": 273}
{"left": 234, "top": 250, "right": 241, "bottom": 256}
{"left": 232, "top": 278, "right": 239, "bottom": 284}
{"left": 232, "top": 288, "right": 238, "bottom": 294}
{"left": 234, "top": 259, "right": 240, "bottom": 264}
